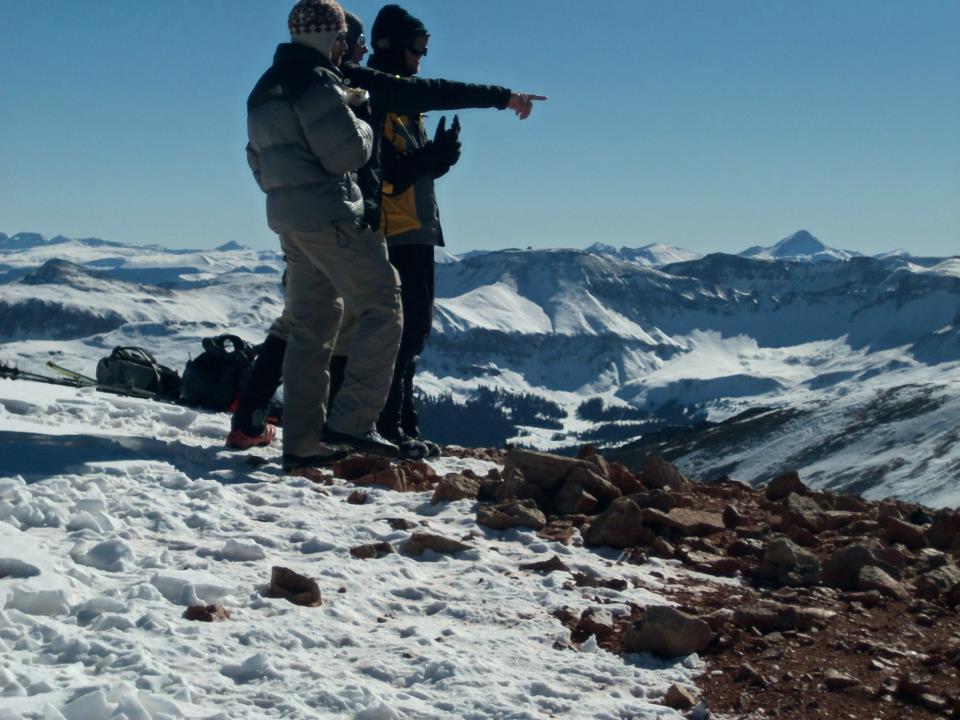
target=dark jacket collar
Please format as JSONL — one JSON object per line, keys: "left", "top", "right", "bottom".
{"left": 367, "top": 51, "right": 409, "bottom": 77}
{"left": 274, "top": 42, "right": 342, "bottom": 78}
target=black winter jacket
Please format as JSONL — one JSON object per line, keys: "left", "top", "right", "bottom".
{"left": 341, "top": 62, "right": 511, "bottom": 232}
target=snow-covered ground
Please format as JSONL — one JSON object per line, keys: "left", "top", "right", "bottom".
{"left": 0, "top": 379, "right": 700, "bottom": 719}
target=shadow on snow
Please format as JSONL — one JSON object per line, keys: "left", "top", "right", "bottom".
{"left": 0, "top": 431, "right": 269, "bottom": 484}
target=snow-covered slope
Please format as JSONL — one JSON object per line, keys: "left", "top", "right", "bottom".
{"left": 2, "top": 231, "right": 959, "bottom": 507}
{"left": 0, "top": 378, "right": 700, "bottom": 719}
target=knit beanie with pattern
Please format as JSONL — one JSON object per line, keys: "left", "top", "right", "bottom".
{"left": 288, "top": 0, "right": 347, "bottom": 58}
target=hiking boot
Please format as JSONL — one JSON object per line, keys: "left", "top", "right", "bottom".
{"left": 226, "top": 424, "right": 276, "bottom": 450}
{"left": 389, "top": 433, "right": 430, "bottom": 460}
{"left": 419, "top": 438, "right": 442, "bottom": 458}
{"left": 402, "top": 427, "right": 441, "bottom": 458}
{"left": 282, "top": 448, "right": 351, "bottom": 473}
{"left": 322, "top": 426, "right": 399, "bottom": 457}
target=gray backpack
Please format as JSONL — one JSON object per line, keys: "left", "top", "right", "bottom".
{"left": 96, "top": 346, "right": 182, "bottom": 400}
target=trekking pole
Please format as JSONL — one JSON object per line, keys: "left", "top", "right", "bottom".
{"left": 47, "top": 361, "right": 97, "bottom": 385}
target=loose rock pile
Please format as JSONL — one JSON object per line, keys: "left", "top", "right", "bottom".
{"left": 471, "top": 448, "right": 960, "bottom": 719}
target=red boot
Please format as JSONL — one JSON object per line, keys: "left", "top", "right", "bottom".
{"left": 226, "top": 424, "right": 276, "bottom": 450}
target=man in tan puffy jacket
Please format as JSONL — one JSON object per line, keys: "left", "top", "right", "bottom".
{"left": 246, "top": 0, "right": 402, "bottom": 470}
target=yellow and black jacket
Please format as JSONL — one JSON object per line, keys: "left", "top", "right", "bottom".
{"left": 364, "top": 47, "right": 510, "bottom": 246}
{"left": 342, "top": 61, "right": 510, "bottom": 232}
{"left": 380, "top": 111, "right": 444, "bottom": 246}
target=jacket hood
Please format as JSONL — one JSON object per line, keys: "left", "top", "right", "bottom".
{"left": 274, "top": 42, "right": 342, "bottom": 78}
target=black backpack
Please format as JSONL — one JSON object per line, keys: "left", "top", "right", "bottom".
{"left": 180, "top": 334, "right": 257, "bottom": 410}
{"left": 96, "top": 347, "right": 182, "bottom": 400}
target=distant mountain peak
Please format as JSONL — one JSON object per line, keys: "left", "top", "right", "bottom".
{"left": 740, "top": 230, "right": 858, "bottom": 263}
{"left": 774, "top": 229, "right": 825, "bottom": 255}
{"left": 216, "top": 241, "right": 247, "bottom": 252}
{"left": 21, "top": 258, "right": 113, "bottom": 287}
{"left": 585, "top": 242, "right": 619, "bottom": 256}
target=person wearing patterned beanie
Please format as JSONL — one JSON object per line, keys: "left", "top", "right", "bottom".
{"left": 288, "top": 0, "right": 348, "bottom": 60}
{"left": 244, "top": 0, "right": 405, "bottom": 469}
{"left": 231, "top": 3, "right": 546, "bottom": 461}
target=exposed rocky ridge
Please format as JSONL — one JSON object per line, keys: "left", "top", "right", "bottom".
{"left": 482, "top": 449, "right": 960, "bottom": 719}
{"left": 317, "top": 444, "right": 960, "bottom": 718}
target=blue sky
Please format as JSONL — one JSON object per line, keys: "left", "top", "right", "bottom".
{"left": 1, "top": 0, "right": 957, "bottom": 256}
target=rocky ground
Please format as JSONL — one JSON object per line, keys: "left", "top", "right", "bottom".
{"left": 302, "top": 445, "right": 960, "bottom": 719}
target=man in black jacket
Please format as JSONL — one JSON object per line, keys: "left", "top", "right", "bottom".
{"left": 369, "top": 5, "right": 545, "bottom": 457}
{"left": 228, "top": 5, "right": 545, "bottom": 460}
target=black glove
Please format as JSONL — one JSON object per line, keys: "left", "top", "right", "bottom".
{"left": 430, "top": 115, "right": 461, "bottom": 179}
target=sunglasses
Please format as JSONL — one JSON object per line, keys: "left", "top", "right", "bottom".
{"left": 408, "top": 44, "right": 428, "bottom": 58}
{"left": 356, "top": 34, "right": 368, "bottom": 48}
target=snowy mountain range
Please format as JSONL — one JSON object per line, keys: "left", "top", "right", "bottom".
{"left": 1, "top": 229, "right": 958, "bottom": 507}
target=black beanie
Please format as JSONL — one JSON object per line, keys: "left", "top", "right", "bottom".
{"left": 344, "top": 11, "right": 364, "bottom": 56}
{"left": 370, "top": 4, "right": 427, "bottom": 53}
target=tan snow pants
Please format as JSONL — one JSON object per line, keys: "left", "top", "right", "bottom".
{"left": 278, "top": 221, "right": 402, "bottom": 456}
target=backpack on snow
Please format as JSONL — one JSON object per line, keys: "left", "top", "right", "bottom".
{"left": 180, "top": 334, "right": 257, "bottom": 410}
{"left": 95, "top": 346, "right": 182, "bottom": 400}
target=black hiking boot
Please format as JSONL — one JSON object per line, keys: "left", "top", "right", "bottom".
{"left": 282, "top": 448, "right": 351, "bottom": 473}
{"left": 386, "top": 432, "right": 430, "bottom": 460}
{"left": 322, "top": 426, "right": 399, "bottom": 457}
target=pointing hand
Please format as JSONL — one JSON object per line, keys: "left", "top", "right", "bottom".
{"left": 507, "top": 92, "right": 548, "bottom": 120}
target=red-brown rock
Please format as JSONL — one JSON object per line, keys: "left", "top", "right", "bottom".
{"left": 346, "top": 490, "right": 368, "bottom": 505}
{"left": 553, "top": 479, "right": 598, "bottom": 515}
{"left": 884, "top": 517, "right": 928, "bottom": 550}
{"left": 537, "top": 519, "right": 576, "bottom": 545}
{"left": 353, "top": 467, "right": 407, "bottom": 491}
{"left": 642, "top": 456, "right": 691, "bottom": 491}
{"left": 430, "top": 474, "right": 481, "bottom": 505}
{"left": 504, "top": 448, "right": 596, "bottom": 490}
{"left": 915, "top": 564, "right": 960, "bottom": 601}
{"left": 350, "top": 542, "right": 395, "bottom": 559}
{"left": 662, "top": 684, "right": 699, "bottom": 710}
{"left": 477, "top": 500, "right": 547, "bottom": 531}
{"left": 607, "top": 463, "right": 644, "bottom": 495}
{"left": 765, "top": 470, "right": 807, "bottom": 501}
{"left": 183, "top": 604, "right": 230, "bottom": 622}
{"left": 519, "top": 555, "right": 571, "bottom": 573}
{"left": 780, "top": 493, "right": 827, "bottom": 533}
{"left": 584, "top": 497, "right": 645, "bottom": 548}
{"left": 723, "top": 504, "right": 744, "bottom": 529}
{"left": 565, "top": 466, "right": 622, "bottom": 504}
{"left": 621, "top": 605, "right": 713, "bottom": 658}
{"left": 402, "top": 532, "right": 472, "bottom": 557}
{"left": 641, "top": 507, "right": 726, "bottom": 537}
{"left": 332, "top": 454, "right": 391, "bottom": 481}
{"left": 266, "top": 566, "right": 322, "bottom": 607}
{"left": 926, "top": 511, "right": 960, "bottom": 550}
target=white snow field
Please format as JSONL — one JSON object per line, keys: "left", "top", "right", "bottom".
{"left": 0, "top": 380, "right": 700, "bottom": 720}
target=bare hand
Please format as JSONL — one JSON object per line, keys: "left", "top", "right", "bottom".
{"left": 345, "top": 87, "right": 369, "bottom": 108}
{"left": 507, "top": 92, "right": 548, "bottom": 120}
